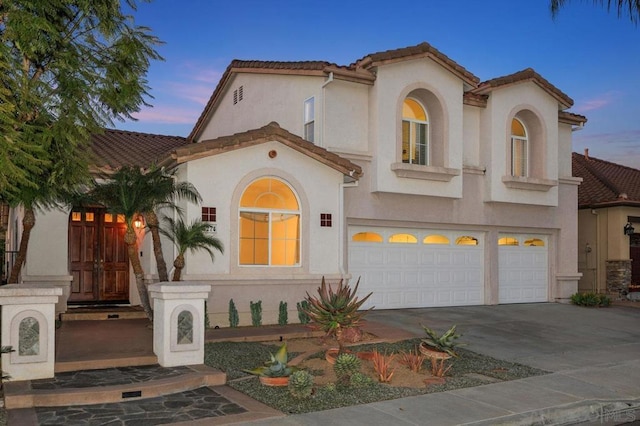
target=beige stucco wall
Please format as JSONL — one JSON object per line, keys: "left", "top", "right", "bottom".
{"left": 578, "top": 206, "right": 640, "bottom": 293}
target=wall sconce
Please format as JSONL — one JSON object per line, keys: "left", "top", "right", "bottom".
{"left": 134, "top": 214, "right": 145, "bottom": 229}
{"left": 624, "top": 222, "right": 635, "bottom": 236}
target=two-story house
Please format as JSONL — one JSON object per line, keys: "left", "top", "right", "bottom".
{"left": 8, "top": 42, "right": 586, "bottom": 326}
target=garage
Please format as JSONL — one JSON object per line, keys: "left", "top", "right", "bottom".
{"left": 498, "top": 234, "right": 548, "bottom": 303}
{"left": 347, "top": 226, "right": 484, "bottom": 310}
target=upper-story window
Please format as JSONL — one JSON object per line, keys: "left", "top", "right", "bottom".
{"left": 239, "top": 177, "right": 300, "bottom": 266}
{"left": 304, "top": 97, "right": 315, "bottom": 143}
{"left": 402, "top": 98, "right": 429, "bottom": 165}
{"left": 511, "top": 118, "right": 528, "bottom": 177}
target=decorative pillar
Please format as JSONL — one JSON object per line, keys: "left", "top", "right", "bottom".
{"left": 148, "top": 282, "right": 211, "bottom": 367}
{"left": 0, "top": 285, "right": 62, "bottom": 380}
{"left": 605, "top": 259, "right": 632, "bottom": 297}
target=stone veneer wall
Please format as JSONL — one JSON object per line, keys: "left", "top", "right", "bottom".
{"left": 605, "top": 259, "right": 631, "bottom": 296}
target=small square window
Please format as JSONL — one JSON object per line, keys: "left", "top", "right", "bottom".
{"left": 71, "top": 212, "right": 82, "bottom": 222}
{"left": 104, "top": 213, "right": 113, "bottom": 223}
{"left": 85, "top": 212, "right": 94, "bottom": 222}
{"left": 320, "top": 213, "right": 332, "bottom": 227}
{"left": 202, "top": 207, "right": 217, "bottom": 222}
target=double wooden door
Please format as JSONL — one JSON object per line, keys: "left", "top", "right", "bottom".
{"left": 631, "top": 233, "right": 640, "bottom": 286}
{"left": 68, "top": 209, "right": 129, "bottom": 303}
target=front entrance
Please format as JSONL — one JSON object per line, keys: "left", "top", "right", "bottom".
{"left": 68, "top": 209, "right": 129, "bottom": 303}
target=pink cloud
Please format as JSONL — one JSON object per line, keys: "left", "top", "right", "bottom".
{"left": 574, "top": 91, "right": 621, "bottom": 113}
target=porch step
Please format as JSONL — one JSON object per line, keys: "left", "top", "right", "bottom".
{"left": 60, "top": 306, "right": 147, "bottom": 321}
{"left": 3, "top": 364, "right": 227, "bottom": 409}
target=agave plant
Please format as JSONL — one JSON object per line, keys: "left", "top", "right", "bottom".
{"left": 303, "top": 277, "right": 373, "bottom": 350}
{"left": 244, "top": 343, "right": 298, "bottom": 377}
{"left": 421, "top": 324, "right": 464, "bottom": 357}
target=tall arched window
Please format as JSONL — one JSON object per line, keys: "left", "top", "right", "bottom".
{"left": 402, "top": 98, "right": 429, "bottom": 165}
{"left": 511, "top": 118, "right": 528, "bottom": 177}
{"left": 239, "top": 177, "right": 300, "bottom": 266}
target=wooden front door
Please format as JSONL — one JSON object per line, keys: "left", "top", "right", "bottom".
{"left": 631, "top": 233, "right": 640, "bottom": 286}
{"left": 69, "top": 209, "right": 129, "bottom": 303}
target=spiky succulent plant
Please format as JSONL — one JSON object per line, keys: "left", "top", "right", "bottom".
{"left": 244, "top": 343, "right": 298, "bottom": 377}
{"left": 288, "top": 370, "right": 314, "bottom": 399}
{"left": 421, "top": 325, "right": 464, "bottom": 357}
{"left": 350, "top": 371, "right": 374, "bottom": 388}
{"left": 334, "top": 353, "right": 361, "bottom": 378}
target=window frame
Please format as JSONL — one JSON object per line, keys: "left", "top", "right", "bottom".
{"left": 510, "top": 117, "right": 529, "bottom": 177}
{"left": 303, "top": 97, "right": 315, "bottom": 143}
{"left": 402, "top": 97, "right": 429, "bottom": 166}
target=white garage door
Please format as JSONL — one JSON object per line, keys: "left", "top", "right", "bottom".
{"left": 498, "top": 234, "right": 548, "bottom": 303}
{"left": 348, "top": 226, "right": 484, "bottom": 310}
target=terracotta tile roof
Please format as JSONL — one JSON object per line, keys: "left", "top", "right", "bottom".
{"left": 90, "top": 129, "right": 189, "bottom": 171}
{"left": 559, "top": 111, "right": 587, "bottom": 125}
{"left": 472, "top": 68, "right": 573, "bottom": 109}
{"left": 573, "top": 152, "right": 640, "bottom": 208}
{"left": 163, "top": 122, "right": 362, "bottom": 179}
{"left": 353, "top": 42, "right": 480, "bottom": 87}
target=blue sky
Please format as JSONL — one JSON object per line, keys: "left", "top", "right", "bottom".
{"left": 117, "top": 0, "right": 640, "bottom": 168}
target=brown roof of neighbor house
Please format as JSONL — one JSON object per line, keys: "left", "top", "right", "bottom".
{"left": 353, "top": 42, "right": 480, "bottom": 87}
{"left": 572, "top": 151, "right": 640, "bottom": 208}
{"left": 90, "top": 129, "right": 189, "bottom": 172}
{"left": 162, "top": 122, "right": 362, "bottom": 179}
{"left": 472, "top": 68, "right": 574, "bottom": 109}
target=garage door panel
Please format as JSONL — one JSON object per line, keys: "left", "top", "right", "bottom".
{"left": 498, "top": 234, "right": 548, "bottom": 304}
{"left": 349, "top": 226, "right": 484, "bottom": 309}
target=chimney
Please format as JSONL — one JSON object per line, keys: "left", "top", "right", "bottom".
{"left": 584, "top": 148, "right": 589, "bottom": 160}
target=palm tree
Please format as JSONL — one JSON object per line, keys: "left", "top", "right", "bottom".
{"left": 550, "top": 0, "right": 640, "bottom": 24}
{"left": 138, "top": 167, "right": 201, "bottom": 282}
{"left": 160, "top": 217, "right": 224, "bottom": 281}
{"left": 89, "top": 167, "right": 162, "bottom": 319}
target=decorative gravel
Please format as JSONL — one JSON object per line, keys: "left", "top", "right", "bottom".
{"left": 205, "top": 338, "right": 548, "bottom": 414}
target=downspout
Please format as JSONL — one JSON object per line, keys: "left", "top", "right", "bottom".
{"left": 320, "top": 72, "right": 334, "bottom": 148}
{"left": 339, "top": 177, "right": 358, "bottom": 277}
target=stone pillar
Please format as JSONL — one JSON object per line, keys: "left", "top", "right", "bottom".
{"left": 0, "top": 285, "right": 62, "bottom": 380}
{"left": 605, "top": 259, "right": 631, "bottom": 297}
{"left": 148, "top": 282, "right": 211, "bottom": 367}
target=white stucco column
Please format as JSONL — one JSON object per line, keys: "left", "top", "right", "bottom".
{"left": 148, "top": 282, "right": 211, "bottom": 367}
{"left": 0, "top": 285, "right": 62, "bottom": 380}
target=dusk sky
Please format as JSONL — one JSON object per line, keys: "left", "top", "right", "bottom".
{"left": 116, "top": 0, "right": 640, "bottom": 169}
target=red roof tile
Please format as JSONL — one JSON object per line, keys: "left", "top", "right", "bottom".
{"left": 163, "top": 122, "right": 362, "bottom": 179}
{"left": 473, "top": 68, "right": 573, "bottom": 109}
{"left": 90, "top": 129, "right": 189, "bottom": 171}
{"left": 573, "top": 152, "right": 640, "bottom": 208}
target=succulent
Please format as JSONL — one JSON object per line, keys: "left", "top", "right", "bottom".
{"left": 244, "top": 343, "right": 298, "bottom": 377}
{"left": 303, "top": 277, "right": 373, "bottom": 348}
{"left": 421, "top": 325, "right": 464, "bottom": 357}
{"left": 334, "top": 353, "right": 361, "bottom": 378}
{"left": 350, "top": 371, "right": 374, "bottom": 388}
{"left": 288, "top": 370, "right": 314, "bottom": 399}
{"left": 296, "top": 300, "right": 311, "bottom": 324}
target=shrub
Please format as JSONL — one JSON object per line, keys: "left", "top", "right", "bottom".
{"left": 399, "top": 349, "right": 426, "bottom": 373}
{"left": 288, "top": 370, "right": 314, "bottom": 399}
{"left": 334, "top": 352, "right": 361, "bottom": 387}
{"left": 570, "top": 292, "right": 611, "bottom": 307}
{"left": 228, "top": 299, "right": 239, "bottom": 328}
{"left": 297, "top": 300, "right": 311, "bottom": 324}
{"left": 278, "top": 301, "right": 288, "bottom": 326}
{"left": 371, "top": 350, "right": 395, "bottom": 383}
{"left": 250, "top": 300, "right": 262, "bottom": 326}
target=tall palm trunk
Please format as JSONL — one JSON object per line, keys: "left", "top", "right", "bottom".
{"left": 124, "top": 226, "right": 153, "bottom": 320}
{"left": 8, "top": 207, "right": 35, "bottom": 283}
{"left": 172, "top": 254, "right": 185, "bottom": 281}
{"left": 145, "top": 211, "right": 169, "bottom": 282}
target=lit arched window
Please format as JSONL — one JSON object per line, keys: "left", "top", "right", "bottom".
{"left": 402, "top": 98, "right": 429, "bottom": 165}
{"left": 524, "top": 238, "right": 545, "bottom": 247}
{"left": 511, "top": 118, "right": 528, "bottom": 177}
{"left": 389, "top": 233, "right": 418, "bottom": 243}
{"left": 424, "top": 235, "right": 449, "bottom": 244}
{"left": 352, "top": 232, "right": 383, "bottom": 243}
{"left": 455, "top": 236, "right": 479, "bottom": 246}
{"left": 498, "top": 237, "right": 519, "bottom": 246}
{"left": 239, "top": 178, "right": 300, "bottom": 266}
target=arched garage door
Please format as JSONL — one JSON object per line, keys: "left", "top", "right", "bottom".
{"left": 348, "top": 226, "right": 484, "bottom": 309}
{"left": 498, "top": 234, "right": 548, "bottom": 303}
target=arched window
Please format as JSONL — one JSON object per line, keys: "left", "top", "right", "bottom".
{"left": 498, "top": 237, "right": 519, "bottom": 246}
{"left": 402, "top": 98, "right": 429, "bottom": 165}
{"left": 424, "top": 235, "right": 449, "bottom": 245}
{"left": 511, "top": 118, "right": 528, "bottom": 177}
{"left": 389, "top": 233, "right": 417, "bottom": 243}
{"left": 352, "top": 232, "right": 383, "bottom": 243}
{"left": 239, "top": 177, "right": 300, "bottom": 266}
{"left": 524, "top": 238, "right": 545, "bottom": 247}
{"left": 456, "top": 236, "right": 479, "bottom": 246}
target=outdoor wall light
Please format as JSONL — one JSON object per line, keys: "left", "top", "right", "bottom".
{"left": 624, "top": 222, "right": 635, "bottom": 236}
{"left": 134, "top": 214, "right": 145, "bottom": 229}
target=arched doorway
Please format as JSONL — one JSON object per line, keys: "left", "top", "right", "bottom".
{"left": 68, "top": 208, "right": 129, "bottom": 303}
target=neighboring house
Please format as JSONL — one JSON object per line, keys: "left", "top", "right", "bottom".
{"left": 6, "top": 42, "right": 587, "bottom": 326}
{"left": 572, "top": 150, "right": 640, "bottom": 296}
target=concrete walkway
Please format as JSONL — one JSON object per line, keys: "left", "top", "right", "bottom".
{"left": 246, "top": 303, "right": 640, "bottom": 425}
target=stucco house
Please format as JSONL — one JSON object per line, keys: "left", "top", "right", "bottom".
{"left": 573, "top": 150, "right": 640, "bottom": 296}
{"left": 5, "top": 42, "right": 587, "bottom": 326}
